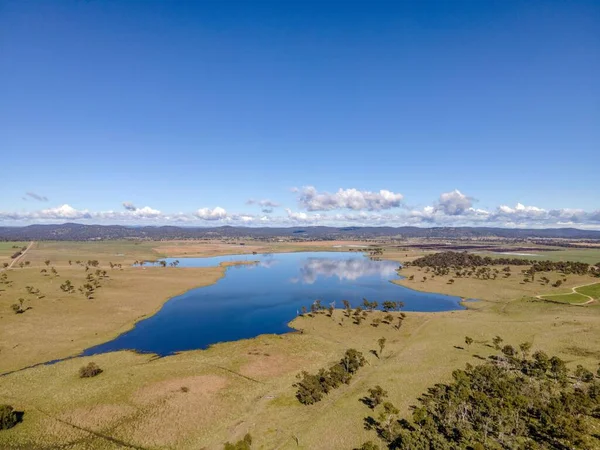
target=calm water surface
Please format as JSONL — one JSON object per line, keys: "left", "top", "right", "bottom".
{"left": 83, "top": 252, "right": 463, "bottom": 356}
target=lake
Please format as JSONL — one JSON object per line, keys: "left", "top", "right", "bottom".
{"left": 82, "top": 252, "right": 463, "bottom": 356}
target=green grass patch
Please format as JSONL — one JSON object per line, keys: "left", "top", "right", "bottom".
{"left": 576, "top": 283, "right": 600, "bottom": 299}
{"left": 541, "top": 293, "right": 590, "bottom": 304}
{"left": 476, "top": 248, "right": 600, "bottom": 264}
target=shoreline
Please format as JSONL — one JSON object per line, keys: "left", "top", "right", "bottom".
{"left": 3, "top": 256, "right": 471, "bottom": 375}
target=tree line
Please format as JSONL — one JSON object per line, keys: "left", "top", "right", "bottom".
{"left": 407, "top": 251, "right": 596, "bottom": 276}
{"left": 294, "top": 349, "right": 367, "bottom": 405}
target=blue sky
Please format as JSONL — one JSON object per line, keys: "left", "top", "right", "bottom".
{"left": 1, "top": 0, "right": 598, "bottom": 228}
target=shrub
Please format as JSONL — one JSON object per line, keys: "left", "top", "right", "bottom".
{"left": 79, "top": 362, "right": 103, "bottom": 378}
{"left": 224, "top": 433, "right": 252, "bottom": 450}
{"left": 0, "top": 405, "right": 19, "bottom": 430}
{"left": 574, "top": 365, "right": 594, "bottom": 383}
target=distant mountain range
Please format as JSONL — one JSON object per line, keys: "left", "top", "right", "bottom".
{"left": 0, "top": 223, "right": 599, "bottom": 241}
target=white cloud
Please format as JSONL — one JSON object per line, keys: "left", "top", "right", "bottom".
{"left": 131, "top": 206, "right": 161, "bottom": 218}
{"left": 297, "top": 186, "right": 404, "bottom": 211}
{"left": 436, "top": 190, "right": 474, "bottom": 215}
{"left": 195, "top": 207, "right": 227, "bottom": 221}
{"left": 1, "top": 193, "right": 599, "bottom": 229}
{"left": 41, "top": 204, "right": 90, "bottom": 220}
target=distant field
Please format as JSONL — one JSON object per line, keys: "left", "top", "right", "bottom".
{"left": 24, "top": 240, "right": 162, "bottom": 265}
{"left": 477, "top": 247, "right": 600, "bottom": 264}
{"left": 0, "top": 241, "right": 28, "bottom": 264}
{"left": 577, "top": 283, "right": 600, "bottom": 299}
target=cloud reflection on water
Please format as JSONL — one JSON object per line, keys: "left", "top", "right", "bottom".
{"left": 297, "top": 257, "right": 399, "bottom": 284}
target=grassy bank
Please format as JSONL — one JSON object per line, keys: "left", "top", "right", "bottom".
{"left": 1, "top": 241, "right": 599, "bottom": 449}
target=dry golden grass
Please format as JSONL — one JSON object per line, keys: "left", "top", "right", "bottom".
{"left": 1, "top": 240, "right": 600, "bottom": 449}
{"left": 0, "top": 241, "right": 29, "bottom": 267}
{"left": 393, "top": 265, "right": 596, "bottom": 303}
{"left": 1, "top": 301, "right": 599, "bottom": 449}
{"left": 152, "top": 239, "right": 381, "bottom": 258}
{"left": 0, "top": 242, "right": 242, "bottom": 373}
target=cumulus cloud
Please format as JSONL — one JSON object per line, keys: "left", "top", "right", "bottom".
{"left": 436, "top": 190, "right": 474, "bottom": 215}
{"left": 195, "top": 207, "right": 227, "bottom": 221}
{"left": 41, "top": 204, "right": 91, "bottom": 219}
{"left": 130, "top": 206, "right": 161, "bottom": 218}
{"left": 297, "top": 186, "right": 404, "bottom": 211}
{"left": 25, "top": 192, "right": 49, "bottom": 202}
{"left": 492, "top": 203, "right": 548, "bottom": 223}
{"left": 1, "top": 193, "right": 599, "bottom": 229}
{"left": 122, "top": 201, "right": 137, "bottom": 211}
{"left": 0, "top": 204, "right": 92, "bottom": 221}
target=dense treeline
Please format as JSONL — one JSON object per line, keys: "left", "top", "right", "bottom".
{"left": 294, "top": 349, "right": 366, "bottom": 405}
{"left": 407, "top": 251, "right": 594, "bottom": 276}
{"left": 360, "top": 348, "right": 600, "bottom": 449}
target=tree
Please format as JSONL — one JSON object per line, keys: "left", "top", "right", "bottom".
{"left": 377, "top": 402, "right": 400, "bottom": 442}
{"left": 382, "top": 301, "right": 397, "bottom": 312}
{"left": 465, "top": 336, "right": 473, "bottom": 348}
{"left": 0, "top": 404, "right": 19, "bottom": 430}
{"left": 574, "top": 365, "right": 594, "bottom": 383}
{"left": 328, "top": 305, "right": 334, "bottom": 317}
{"left": 224, "top": 433, "right": 252, "bottom": 450}
{"left": 343, "top": 300, "right": 352, "bottom": 316}
{"left": 11, "top": 298, "right": 26, "bottom": 314}
{"left": 519, "top": 342, "right": 532, "bottom": 358}
{"left": 492, "top": 335, "right": 503, "bottom": 350}
{"left": 364, "top": 385, "right": 388, "bottom": 409}
{"left": 377, "top": 337, "right": 386, "bottom": 358}
{"left": 501, "top": 345, "right": 516, "bottom": 358}
{"left": 79, "top": 362, "right": 103, "bottom": 378}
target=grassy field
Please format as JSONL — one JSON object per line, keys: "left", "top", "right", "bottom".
{"left": 0, "top": 242, "right": 260, "bottom": 373}
{"left": 392, "top": 265, "right": 596, "bottom": 303}
{"left": 1, "top": 301, "right": 599, "bottom": 449}
{"left": 477, "top": 247, "right": 600, "bottom": 264}
{"left": 0, "top": 240, "right": 599, "bottom": 449}
{"left": 540, "top": 292, "right": 591, "bottom": 304}
{"left": 0, "top": 241, "right": 28, "bottom": 266}
{"left": 577, "top": 282, "right": 600, "bottom": 299}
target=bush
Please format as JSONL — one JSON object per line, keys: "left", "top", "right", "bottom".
{"left": 0, "top": 405, "right": 19, "bottom": 430}
{"left": 79, "top": 362, "right": 103, "bottom": 378}
{"left": 224, "top": 433, "right": 252, "bottom": 450}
